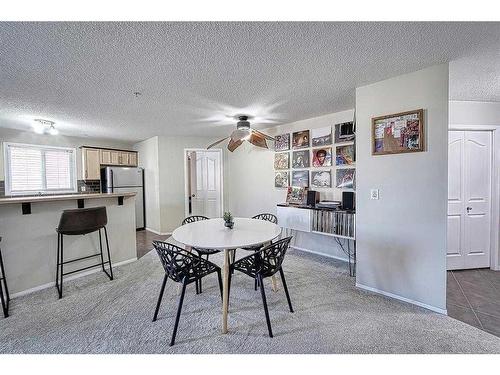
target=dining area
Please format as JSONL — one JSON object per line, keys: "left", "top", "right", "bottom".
{"left": 154, "top": 213, "right": 293, "bottom": 345}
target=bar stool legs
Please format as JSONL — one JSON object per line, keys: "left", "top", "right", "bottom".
{"left": 0, "top": 245, "right": 10, "bottom": 318}
{"left": 55, "top": 227, "right": 113, "bottom": 299}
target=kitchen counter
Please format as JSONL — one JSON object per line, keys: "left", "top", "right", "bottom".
{"left": 0, "top": 192, "right": 136, "bottom": 205}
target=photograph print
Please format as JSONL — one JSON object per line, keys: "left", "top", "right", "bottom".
{"left": 291, "top": 170, "right": 309, "bottom": 188}
{"left": 274, "top": 152, "right": 289, "bottom": 170}
{"left": 275, "top": 171, "right": 289, "bottom": 188}
{"left": 336, "top": 168, "right": 356, "bottom": 189}
{"left": 335, "top": 144, "right": 355, "bottom": 165}
{"left": 311, "top": 170, "right": 332, "bottom": 188}
{"left": 311, "top": 126, "right": 332, "bottom": 147}
{"left": 312, "top": 147, "right": 332, "bottom": 167}
{"left": 274, "top": 133, "right": 290, "bottom": 151}
{"left": 292, "top": 130, "right": 310, "bottom": 149}
{"left": 334, "top": 121, "right": 355, "bottom": 143}
{"left": 292, "top": 150, "right": 310, "bottom": 168}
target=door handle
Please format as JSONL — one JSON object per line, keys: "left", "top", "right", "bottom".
{"left": 466, "top": 207, "right": 472, "bottom": 212}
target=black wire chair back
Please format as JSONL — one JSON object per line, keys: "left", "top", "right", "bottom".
{"left": 252, "top": 213, "right": 278, "bottom": 224}
{"left": 152, "top": 240, "right": 218, "bottom": 283}
{"left": 232, "top": 236, "right": 292, "bottom": 278}
{"left": 181, "top": 215, "right": 209, "bottom": 225}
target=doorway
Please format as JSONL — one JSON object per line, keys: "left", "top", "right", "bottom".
{"left": 184, "top": 149, "right": 223, "bottom": 218}
{"left": 447, "top": 130, "right": 493, "bottom": 270}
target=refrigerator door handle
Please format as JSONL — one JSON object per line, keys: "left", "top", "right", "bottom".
{"left": 110, "top": 169, "right": 114, "bottom": 193}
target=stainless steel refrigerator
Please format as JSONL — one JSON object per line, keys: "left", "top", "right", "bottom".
{"left": 101, "top": 166, "right": 145, "bottom": 229}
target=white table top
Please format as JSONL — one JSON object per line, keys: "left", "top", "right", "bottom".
{"left": 172, "top": 217, "right": 281, "bottom": 250}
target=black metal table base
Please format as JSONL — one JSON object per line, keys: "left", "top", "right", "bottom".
{"left": 0, "top": 241, "right": 10, "bottom": 318}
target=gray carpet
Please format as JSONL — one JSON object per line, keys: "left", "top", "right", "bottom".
{"left": 1, "top": 243, "right": 499, "bottom": 354}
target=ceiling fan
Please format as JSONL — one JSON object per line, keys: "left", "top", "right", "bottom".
{"left": 207, "top": 115, "right": 275, "bottom": 152}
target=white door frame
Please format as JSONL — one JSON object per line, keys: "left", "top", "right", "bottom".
{"left": 183, "top": 148, "right": 224, "bottom": 218}
{"left": 449, "top": 125, "right": 499, "bottom": 270}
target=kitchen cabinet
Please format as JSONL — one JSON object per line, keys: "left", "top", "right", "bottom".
{"left": 100, "top": 149, "right": 112, "bottom": 164}
{"left": 82, "top": 147, "right": 101, "bottom": 180}
{"left": 128, "top": 152, "right": 137, "bottom": 166}
{"left": 110, "top": 151, "right": 120, "bottom": 165}
{"left": 119, "top": 152, "right": 130, "bottom": 165}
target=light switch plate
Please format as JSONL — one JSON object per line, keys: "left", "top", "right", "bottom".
{"left": 370, "top": 189, "right": 379, "bottom": 200}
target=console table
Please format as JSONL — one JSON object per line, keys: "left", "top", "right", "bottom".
{"left": 276, "top": 203, "right": 356, "bottom": 276}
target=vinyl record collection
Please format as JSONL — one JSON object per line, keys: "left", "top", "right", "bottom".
{"left": 312, "top": 209, "right": 355, "bottom": 239}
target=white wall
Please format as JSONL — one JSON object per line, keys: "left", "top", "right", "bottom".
{"left": 133, "top": 136, "right": 161, "bottom": 233}
{"left": 134, "top": 135, "right": 227, "bottom": 234}
{"left": 0, "top": 127, "right": 133, "bottom": 181}
{"left": 355, "top": 64, "right": 449, "bottom": 313}
{"left": 449, "top": 100, "right": 500, "bottom": 270}
{"left": 226, "top": 109, "right": 355, "bottom": 260}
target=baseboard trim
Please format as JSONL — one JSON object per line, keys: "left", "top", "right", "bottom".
{"left": 10, "top": 257, "right": 138, "bottom": 299}
{"left": 145, "top": 227, "right": 171, "bottom": 236}
{"left": 291, "top": 245, "right": 349, "bottom": 263}
{"left": 356, "top": 282, "right": 448, "bottom": 315}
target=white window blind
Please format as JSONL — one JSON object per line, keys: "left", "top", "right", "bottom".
{"left": 5, "top": 143, "right": 76, "bottom": 195}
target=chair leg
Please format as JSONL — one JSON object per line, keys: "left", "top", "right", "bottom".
{"left": 254, "top": 278, "right": 258, "bottom": 291}
{"left": 98, "top": 228, "right": 106, "bottom": 272}
{"left": 230, "top": 250, "right": 236, "bottom": 274}
{"left": 258, "top": 274, "right": 273, "bottom": 338}
{"left": 279, "top": 267, "right": 294, "bottom": 313}
{"left": 216, "top": 270, "right": 223, "bottom": 301}
{"left": 103, "top": 226, "right": 114, "bottom": 280}
{"left": 55, "top": 233, "right": 60, "bottom": 295}
{"left": 58, "top": 234, "right": 64, "bottom": 299}
{"left": 0, "top": 250, "right": 8, "bottom": 318}
{"left": 195, "top": 279, "right": 199, "bottom": 294}
{"left": 152, "top": 274, "right": 168, "bottom": 322}
{"left": 170, "top": 278, "right": 188, "bottom": 346}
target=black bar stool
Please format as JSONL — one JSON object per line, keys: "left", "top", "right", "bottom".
{"left": 0, "top": 237, "right": 10, "bottom": 318}
{"left": 56, "top": 206, "right": 113, "bottom": 299}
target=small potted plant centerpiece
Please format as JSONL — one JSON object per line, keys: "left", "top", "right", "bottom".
{"left": 223, "top": 211, "right": 234, "bottom": 229}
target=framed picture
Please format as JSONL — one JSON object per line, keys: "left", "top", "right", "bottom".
{"left": 311, "top": 170, "right": 332, "bottom": 188}
{"left": 275, "top": 171, "right": 289, "bottom": 188}
{"left": 311, "top": 126, "right": 332, "bottom": 147}
{"left": 274, "top": 152, "right": 289, "bottom": 170}
{"left": 334, "top": 121, "right": 355, "bottom": 143}
{"left": 292, "top": 130, "right": 310, "bottom": 149}
{"left": 291, "top": 170, "right": 309, "bottom": 188}
{"left": 292, "top": 150, "right": 310, "bottom": 168}
{"left": 312, "top": 147, "right": 332, "bottom": 167}
{"left": 335, "top": 144, "right": 355, "bottom": 165}
{"left": 336, "top": 168, "right": 356, "bottom": 189}
{"left": 286, "top": 186, "right": 308, "bottom": 205}
{"left": 274, "top": 133, "right": 290, "bottom": 151}
{"left": 372, "top": 109, "right": 424, "bottom": 155}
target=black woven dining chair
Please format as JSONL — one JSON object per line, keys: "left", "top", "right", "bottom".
{"left": 181, "top": 216, "right": 221, "bottom": 294}
{"left": 152, "top": 240, "right": 223, "bottom": 346}
{"left": 228, "top": 236, "right": 293, "bottom": 338}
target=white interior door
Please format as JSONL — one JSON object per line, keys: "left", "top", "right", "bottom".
{"left": 447, "top": 130, "right": 492, "bottom": 270}
{"left": 188, "top": 150, "right": 222, "bottom": 218}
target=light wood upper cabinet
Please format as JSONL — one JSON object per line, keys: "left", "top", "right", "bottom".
{"left": 82, "top": 148, "right": 101, "bottom": 180}
{"left": 100, "top": 149, "right": 111, "bottom": 164}
{"left": 128, "top": 152, "right": 137, "bottom": 166}
{"left": 81, "top": 147, "right": 138, "bottom": 179}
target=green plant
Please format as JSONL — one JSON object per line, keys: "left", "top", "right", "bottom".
{"left": 223, "top": 211, "right": 233, "bottom": 222}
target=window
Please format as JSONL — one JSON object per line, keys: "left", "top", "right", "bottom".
{"left": 4, "top": 143, "right": 77, "bottom": 195}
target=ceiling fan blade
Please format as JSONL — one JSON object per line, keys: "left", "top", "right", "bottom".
{"left": 227, "top": 138, "right": 243, "bottom": 152}
{"left": 249, "top": 132, "right": 269, "bottom": 149}
{"left": 252, "top": 129, "right": 275, "bottom": 141}
{"left": 207, "top": 136, "right": 230, "bottom": 149}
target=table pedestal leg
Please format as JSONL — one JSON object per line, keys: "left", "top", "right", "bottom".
{"left": 271, "top": 275, "right": 278, "bottom": 292}
{"left": 222, "top": 249, "right": 230, "bottom": 334}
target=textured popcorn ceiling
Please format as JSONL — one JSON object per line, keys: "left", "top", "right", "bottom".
{"left": 0, "top": 22, "right": 499, "bottom": 142}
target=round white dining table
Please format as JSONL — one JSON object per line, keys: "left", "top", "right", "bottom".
{"left": 172, "top": 217, "right": 281, "bottom": 334}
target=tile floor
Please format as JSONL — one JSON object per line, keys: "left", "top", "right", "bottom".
{"left": 447, "top": 269, "right": 500, "bottom": 337}
{"left": 137, "top": 230, "right": 500, "bottom": 338}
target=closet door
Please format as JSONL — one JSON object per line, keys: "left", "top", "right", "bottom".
{"left": 447, "top": 131, "right": 492, "bottom": 270}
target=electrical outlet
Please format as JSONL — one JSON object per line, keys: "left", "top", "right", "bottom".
{"left": 370, "top": 189, "right": 379, "bottom": 200}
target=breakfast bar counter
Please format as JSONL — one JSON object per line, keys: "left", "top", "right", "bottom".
{"left": 0, "top": 193, "right": 138, "bottom": 296}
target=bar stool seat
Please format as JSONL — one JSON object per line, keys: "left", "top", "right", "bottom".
{"left": 0, "top": 237, "right": 10, "bottom": 318}
{"left": 55, "top": 206, "right": 113, "bottom": 299}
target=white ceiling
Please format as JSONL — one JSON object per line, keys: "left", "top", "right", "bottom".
{"left": 1, "top": 22, "right": 499, "bottom": 142}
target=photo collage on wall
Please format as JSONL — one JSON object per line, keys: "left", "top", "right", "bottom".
{"left": 273, "top": 121, "right": 356, "bottom": 192}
